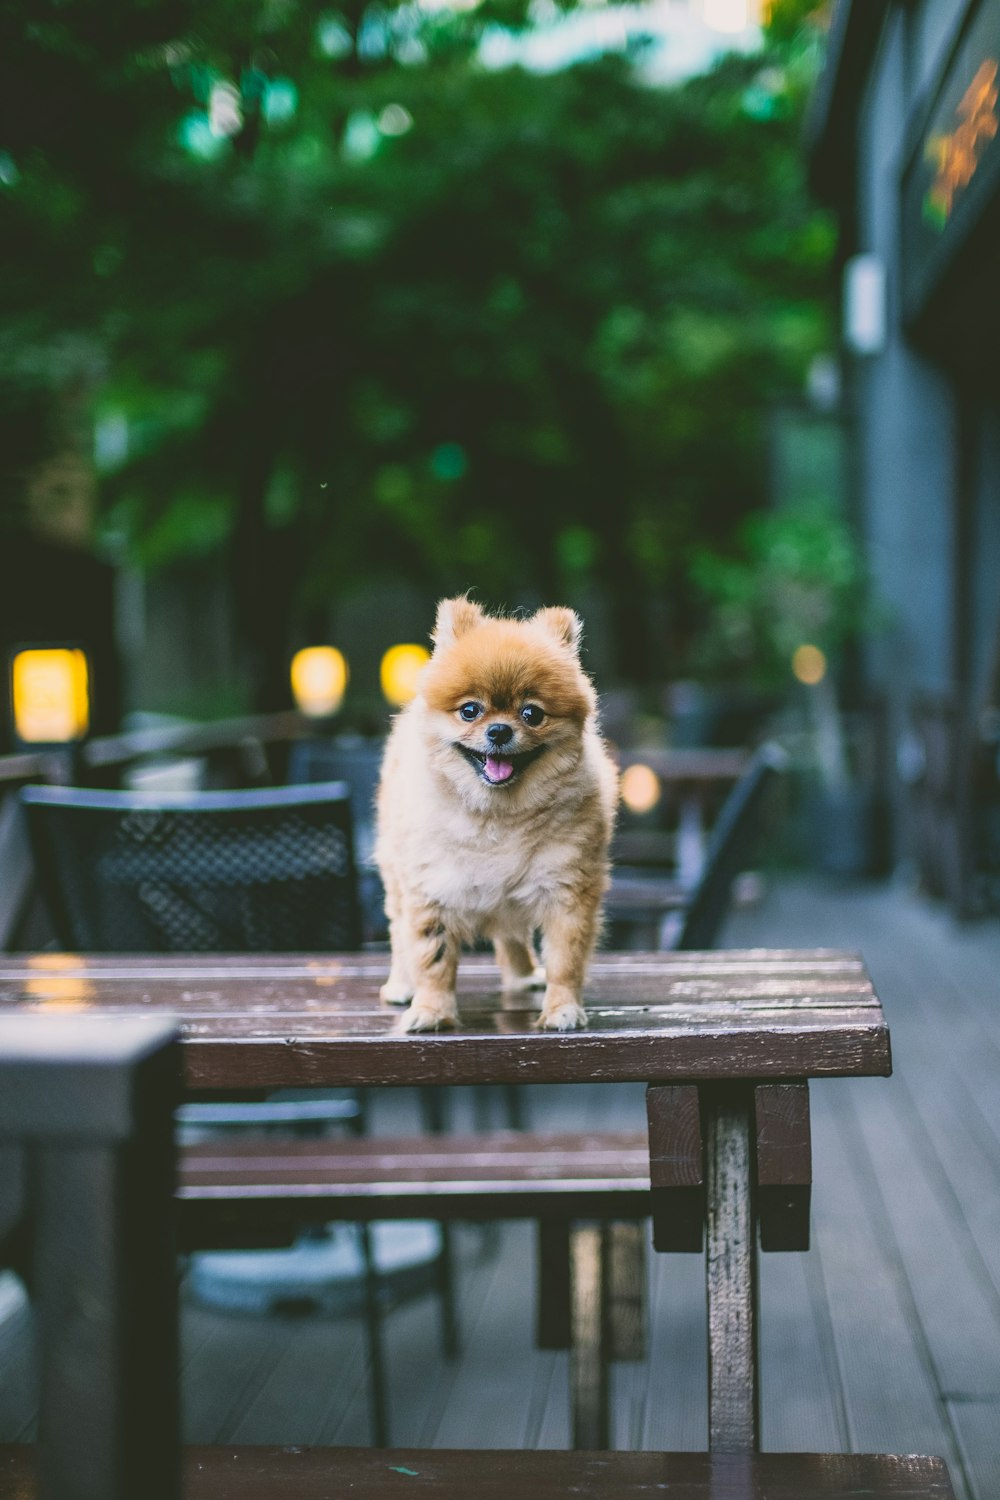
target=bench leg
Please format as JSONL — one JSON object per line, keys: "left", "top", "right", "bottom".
{"left": 755, "top": 1082, "right": 811, "bottom": 1251}
{"left": 569, "top": 1224, "right": 609, "bottom": 1450}
{"left": 704, "top": 1089, "right": 760, "bottom": 1453}
{"left": 606, "top": 1222, "right": 646, "bottom": 1362}
{"left": 536, "top": 1220, "right": 571, "bottom": 1350}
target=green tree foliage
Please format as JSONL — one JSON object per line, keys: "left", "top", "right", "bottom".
{"left": 0, "top": 0, "right": 834, "bottom": 700}
{"left": 690, "top": 502, "right": 870, "bottom": 689}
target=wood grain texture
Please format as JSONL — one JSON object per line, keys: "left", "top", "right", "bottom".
{"left": 704, "top": 1092, "right": 759, "bottom": 1453}
{"left": 0, "top": 1445, "right": 960, "bottom": 1498}
{"left": 646, "top": 1085, "right": 704, "bottom": 1252}
{"left": 0, "top": 951, "right": 890, "bottom": 1090}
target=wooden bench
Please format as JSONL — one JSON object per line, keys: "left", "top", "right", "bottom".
{"left": 0, "top": 950, "right": 956, "bottom": 1499}
{"left": 179, "top": 1128, "right": 653, "bottom": 1448}
{"left": 176, "top": 1099, "right": 811, "bottom": 1449}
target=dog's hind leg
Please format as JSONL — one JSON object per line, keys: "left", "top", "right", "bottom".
{"left": 493, "top": 934, "right": 545, "bottom": 999}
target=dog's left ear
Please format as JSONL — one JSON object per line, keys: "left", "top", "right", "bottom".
{"left": 433, "top": 595, "right": 484, "bottom": 649}
{"left": 533, "top": 606, "right": 583, "bottom": 656}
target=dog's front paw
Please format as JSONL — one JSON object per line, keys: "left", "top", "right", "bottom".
{"left": 398, "top": 998, "right": 459, "bottom": 1033}
{"left": 537, "top": 990, "right": 587, "bottom": 1031}
{"left": 380, "top": 977, "right": 414, "bottom": 1006}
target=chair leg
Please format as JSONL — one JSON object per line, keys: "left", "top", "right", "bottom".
{"left": 502, "top": 1083, "right": 525, "bottom": 1130}
{"left": 357, "top": 1222, "right": 390, "bottom": 1447}
{"left": 419, "top": 1086, "right": 448, "bottom": 1133}
{"left": 435, "top": 1223, "right": 461, "bottom": 1360}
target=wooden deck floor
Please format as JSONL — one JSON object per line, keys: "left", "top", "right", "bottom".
{"left": 2, "top": 876, "right": 1000, "bottom": 1497}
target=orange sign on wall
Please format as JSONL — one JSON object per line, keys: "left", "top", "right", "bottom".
{"left": 925, "top": 58, "right": 1000, "bottom": 225}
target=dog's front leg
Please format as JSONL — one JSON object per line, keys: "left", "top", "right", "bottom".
{"left": 399, "top": 906, "right": 460, "bottom": 1033}
{"left": 537, "top": 894, "right": 600, "bottom": 1030}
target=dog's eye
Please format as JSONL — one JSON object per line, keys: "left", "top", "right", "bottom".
{"left": 458, "top": 702, "right": 482, "bottom": 722}
{"left": 521, "top": 704, "right": 544, "bottom": 727}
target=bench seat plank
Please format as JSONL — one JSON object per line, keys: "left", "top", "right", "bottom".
{"left": 0, "top": 1445, "right": 959, "bottom": 1498}
{"left": 177, "top": 1130, "right": 653, "bottom": 1248}
{"left": 179, "top": 1130, "right": 651, "bottom": 1207}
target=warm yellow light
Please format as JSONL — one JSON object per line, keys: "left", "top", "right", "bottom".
{"left": 11, "top": 648, "right": 90, "bottom": 743}
{"left": 792, "top": 643, "right": 828, "bottom": 685}
{"left": 704, "top": 0, "right": 752, "bottom": 33}
{"left": 620, "top": 763, "right": 662, "bottom": 815}
{"left": 290, "top": 646, "right": 348, "bottom": 717}
{"left": 24, "top": 954, "right": 92, "bottom": 1006}
{"left": 380, "top": 643, "right": 430, "bottom": 707}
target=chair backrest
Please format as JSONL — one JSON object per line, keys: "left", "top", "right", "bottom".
{"left": 21, "top": 781, "right": 362, "bottom": 953}
{"left": 674, "top": 741, "right": 788, "bottom": 951}
{"left": 286, "top": 737, "right": 384, "bottom": 863}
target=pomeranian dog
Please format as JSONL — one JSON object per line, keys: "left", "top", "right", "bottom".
{"left": 375, "top": 596, "right": 618, "bottom": 1033}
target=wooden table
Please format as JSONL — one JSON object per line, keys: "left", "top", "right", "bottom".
{"left": 0, "top": 948, "right": 890, "bottom": 1455}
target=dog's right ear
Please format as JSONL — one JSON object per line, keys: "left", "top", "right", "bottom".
{"left": 433, "top": 595, "right": 484, "bottom": 649}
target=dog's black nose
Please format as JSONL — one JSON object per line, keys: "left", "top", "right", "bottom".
{"left": 486, "top": 723, "right": 514, "bottom": 747}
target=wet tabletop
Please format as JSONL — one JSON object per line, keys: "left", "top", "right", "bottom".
{"left": 0, "top": 950, "right": 889, "bottom": 1090}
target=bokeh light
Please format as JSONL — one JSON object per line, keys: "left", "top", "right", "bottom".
{"left": 703, "top": 0, "right": 756, "bottom": 33}
{"left": 11, "top": 648, "right": 90, "bottom": 744}
{"left": 620, "top": 762, "right": 662, "bottom": 814}
{"left": 380, "top": 643, "right": 430, "bottom": 706}
{"left": 290, "top": 646, "right": 348, "bottom": 717}
{"left": 791, "top": 643, "right": 828, "bottom": 685}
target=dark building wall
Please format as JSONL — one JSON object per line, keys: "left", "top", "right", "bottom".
{"left": 815, "top": 0, "right": 1000, "bottom": 875}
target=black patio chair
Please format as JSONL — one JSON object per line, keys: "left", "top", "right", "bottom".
{"left": 605, "top": 741, "right": 789, "bottom": 950}
{"left": 20, "top": 780, "right": 361, "bottom": 954}
{"left": 18, "top": 779, "right": 451, "bottom": 1445}
{"left": 287, "top": 735, "right": 387, "bottom": 943}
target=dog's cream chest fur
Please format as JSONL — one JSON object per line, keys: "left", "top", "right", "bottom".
{"left": 376, "top": 708, "right": 600, "bottom": 930}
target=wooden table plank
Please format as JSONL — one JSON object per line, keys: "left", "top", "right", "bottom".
{"left": 0, "top": 952, "right": 889, "bottom": 1091}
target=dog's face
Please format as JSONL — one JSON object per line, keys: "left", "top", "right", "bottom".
{"left": 417, "top": 597, "right": 596, "bottom": 811}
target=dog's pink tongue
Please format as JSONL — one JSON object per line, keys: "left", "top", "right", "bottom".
{"left": 485, "top": 755, "right": 514, "bottom": 783}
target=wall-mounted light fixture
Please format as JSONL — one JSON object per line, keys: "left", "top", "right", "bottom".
{"left": 290, "top": 646, "right": 348, "bottom": 718}
{"left": 10, "top": 647, "right": 91, "bottom": 745}
{"left": 843, "top": 253, "right": 887, "bottom": 357}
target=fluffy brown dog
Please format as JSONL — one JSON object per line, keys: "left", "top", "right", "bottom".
{"left": 375, "top": 596, "right": 618, "bottom": 1033}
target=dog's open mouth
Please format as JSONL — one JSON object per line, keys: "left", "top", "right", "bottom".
{"left": 457, "top": 744, "right": 547, "bottom": 786}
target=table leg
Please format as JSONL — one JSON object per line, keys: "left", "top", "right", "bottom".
{"left": 704, "top": 1088, "right": 760, "bottom": 1453}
